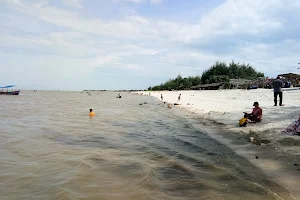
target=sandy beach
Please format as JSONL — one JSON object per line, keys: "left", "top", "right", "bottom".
{"left": 135, "top": 89, "right": 300, "bottom": 198}
{"left": 143, "top": 89, "right": 300, "bottom": 150}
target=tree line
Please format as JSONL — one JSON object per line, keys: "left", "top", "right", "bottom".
{"left": 147, "top": 61, "right": 264, "bottom": 91}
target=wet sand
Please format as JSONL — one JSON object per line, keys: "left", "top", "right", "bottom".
{"left": 171, "top": 102, "right": 300, "bottom": 199}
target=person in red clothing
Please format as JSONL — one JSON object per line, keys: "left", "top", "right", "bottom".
{"left": 244, "top": 102, "right": 262, "bottom": 123}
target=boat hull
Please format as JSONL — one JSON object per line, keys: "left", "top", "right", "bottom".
{"left": 0, "top": 90, "right": 20, "bottom": 95}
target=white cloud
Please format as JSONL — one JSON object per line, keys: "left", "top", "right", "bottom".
{"left": 114, "top": 0, "right": 163, "bottom": 4}
{"left": 1, "top": 0, "right": 300, "bottom": 89}
{"left": 62, "top": 0, "right": 82, "bottom": 8}
{"left": 4, "top": 0, "right": 296, "bottom": 43}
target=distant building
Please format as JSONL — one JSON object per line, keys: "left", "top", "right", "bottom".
{"left": 190, "top": 77, "right": 269, "bottom": 90}
{"left": 278, "top": 73, "right": 300, "bottom": 87}
{"left": 229, "top": 78, "right": 266, "bottom": 89}
{"left": 191, "top": 83, "right": 225, "bottom": 90}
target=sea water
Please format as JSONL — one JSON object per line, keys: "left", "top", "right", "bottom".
{"left": 0, "top": 91, "right": 293, "bottom": 200}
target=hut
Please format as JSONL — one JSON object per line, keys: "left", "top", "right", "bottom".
{"left": 229, "top": 78, "right": 266, "bottom": 89}
{"left": 191, "top": 83, "right": 224, "bottom": 90}
{"left": 278, "top": 73, "right": 300, "bottom": 87}
{"left": 190, "top": 84, "right": 202, "bottom": 90}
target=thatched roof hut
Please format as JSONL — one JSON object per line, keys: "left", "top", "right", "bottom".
{"left": 191, "top": 83, "right": 224, "bottom": 90}
{"left": 278, "top": 73, "right": 300, "bottom": 87}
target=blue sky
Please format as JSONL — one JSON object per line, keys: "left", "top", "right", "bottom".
{"left": 1, "top": 0, "right": 300, "bottom": 90}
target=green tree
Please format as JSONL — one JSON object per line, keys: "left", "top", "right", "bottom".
{"left": 149, "top": 74, "right": 202, "bottom": 91}
{"left": 201, "top": 61, "right": 264, "bottom": 84}
{"left": 148, "top": 61, "right": 264, "bottom": 91}
{"left": 208, "top": 75, "right": 230, "bottom": 84}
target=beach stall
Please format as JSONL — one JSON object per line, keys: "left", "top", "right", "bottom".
{"left": 0, "top": 85, "right": 20, "bottom": 95}
{"left": 278, "top": 73, "right": 300, "bottom": 87}
{"left": 196, "top": 82, "right": 225, "bottom": 90}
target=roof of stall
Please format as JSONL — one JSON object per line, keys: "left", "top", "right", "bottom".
{"left": 0, "top": 85, "right": 17, "bottom": 88}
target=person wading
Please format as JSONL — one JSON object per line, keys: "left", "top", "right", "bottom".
{"left": 89, "top": 109, "right": 95, "bottom": 117}
{"left": 273, "top": 76, "right": 283, "bottom": 106}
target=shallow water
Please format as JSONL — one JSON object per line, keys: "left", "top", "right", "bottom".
{"left": 0, "top": 91, "right": 293, "bottom": 200}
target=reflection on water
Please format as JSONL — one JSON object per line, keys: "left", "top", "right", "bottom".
{"left": 0, "top": 91, "right": 293, "bottom": 200}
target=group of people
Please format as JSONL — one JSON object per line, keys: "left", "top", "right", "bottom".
{"left": 239, "top": 102, "right": 263, "bottom": 127}
{"left": 161, "top": 93, "right": 181, "bottom": 102}
{"left": 238, "top": 76, "right": 285, "bottom": 127}
{"left": 238, "top": 76, "right": 299, "bottom": 135}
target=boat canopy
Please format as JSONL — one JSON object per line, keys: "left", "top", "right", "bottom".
{"left": 0, "top": 85, "right": 17, "bottom": 89}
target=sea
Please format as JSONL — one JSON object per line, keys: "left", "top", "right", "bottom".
{"left": 0, "top": 91, "right": 293, "bottom": 200}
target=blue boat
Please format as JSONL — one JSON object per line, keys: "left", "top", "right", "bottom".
{"left": 0, "top": 85, "right": 20, "bottom": 95}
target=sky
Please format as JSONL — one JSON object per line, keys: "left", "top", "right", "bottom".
{"left": 0, "top": 0, "right": 300, "bottom": 90}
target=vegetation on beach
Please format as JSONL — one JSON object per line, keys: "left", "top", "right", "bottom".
{"left": 149, "top": 75, "right": 201, "bottom": 91}
{"left": 148, "top": 61, "right": 264, "bottom": 91}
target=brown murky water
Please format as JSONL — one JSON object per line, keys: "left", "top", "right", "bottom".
{"left": 0, "top": 91, "right": 294, "bottom": 200}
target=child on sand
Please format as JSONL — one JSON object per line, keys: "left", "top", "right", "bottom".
{"left": 89, "top": 109, "right": 95, "bottom": 117}
{"left": 239, "top": 114, "right": 248, "bottom": 127}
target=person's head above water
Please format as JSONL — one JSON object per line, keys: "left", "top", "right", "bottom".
{"left": 89, "top": 109, "right": 95, "bottom": 117}
{"left": 253, "top": 102, "right": 259, "bottom": 107}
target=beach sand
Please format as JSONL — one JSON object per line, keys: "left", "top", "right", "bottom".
{"left": 134, "top": 89, "right": 300, "bottom": 198}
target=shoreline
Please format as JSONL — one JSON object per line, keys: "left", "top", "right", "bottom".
{"left": 134, "top": 89, "right": 300, "bottom": 199}
{"left": 186, "top": 114, "right": 300, "bottom": 199}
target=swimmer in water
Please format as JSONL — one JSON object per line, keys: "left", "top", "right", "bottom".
{"left": 89, "top": 109, "right": 95, "bottom": 117}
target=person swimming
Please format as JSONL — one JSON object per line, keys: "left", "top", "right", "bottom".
{"left": 89, "top": 109, "right": 95, "bottom": 117}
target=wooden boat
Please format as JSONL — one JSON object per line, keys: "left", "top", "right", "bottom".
{"left": 0, "top": 85, "right": 20, "bottom": 95}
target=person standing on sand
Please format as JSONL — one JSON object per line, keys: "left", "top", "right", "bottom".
{"left": 273, "top": 76, "right": 283, "bottom": 106}
{"left": 178, "top": 94, "right": 181, "bottom": 101}
{"left": 161, "top": 94, "right": 163, "bottom": 101}
{"left": 89, "top": 109, "right": 95, "bottom": 117}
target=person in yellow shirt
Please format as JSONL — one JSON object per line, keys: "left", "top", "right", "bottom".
{"left": 239, "top": 114, "right": 248, "bottom": 127}
{"left": 89, "top": 109, "right": 95, "bottom": 117}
